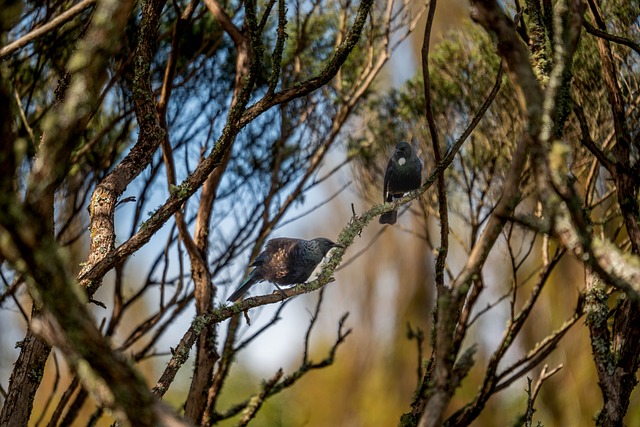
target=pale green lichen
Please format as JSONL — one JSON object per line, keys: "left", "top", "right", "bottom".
{"left": 169, "top": 183, "right": 192, "bottom": 199}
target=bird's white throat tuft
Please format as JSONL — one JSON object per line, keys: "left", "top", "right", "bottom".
{"left": 398, "top": 157, "right": 406, "bottom": 166}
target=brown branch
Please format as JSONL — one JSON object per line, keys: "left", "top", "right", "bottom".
{"left": 12, "top": 87, "right": 35, "bottom": 144}
{"left": 586, "top": 0, "right": 632, "bottom": 159}
{"left": 236, "top": 369, "right": 284, "bottom": 426}
{"left": 587, "top": 267, "right": 640, "bottom": 425}
{"left": 34, "top": 353, "right": 61, "bottom": 427}
{"left": 78, "top": 0, "right": 168, "bottom": 288}
{"left": 0, "top": 0, "right": 97, "bottom": 59}
{"left": 582, "top": 19, "right": 640, "bottom": 57}
{"left": 200, "top": 316, "right": 241, "bottom": 425}
{"left": 265, "top": 0, "right": 286, "bottom": 95}
{"left": 156, "top": 0, "right": 204, "bottom": 318}
{"left": 572, "top": 101, "right": 615, "bottom": 173}
{"left": 417, "top": 1, "right": 456, "bottom": 425}
{"left": 421, "top": 0, "right": 448, "bottom": 295}
{"left": 203, "top": 0, "right": 244, "bottom": 47}
{"left": 158, "top": 0, "right": 198, "bottom": 116}
{"left": 495, "top": 307, "right": 582, "bottom": 392}
{"left": 156, "top": 2, "right": 216, "bottom": 421}
{"left": 0, "top": 327, "right": 51, "bottom": 427}
{"left": 522, "top": 364, "right": 563, "bottom": 427}
{"left": 0, "top": 274, "right": 22, "bottom": 307}
{"left": 407, "top": 323, "right": 426, "bottom": 387}
{"left": 46, "top": 377, "right": 81, "bottom": 427}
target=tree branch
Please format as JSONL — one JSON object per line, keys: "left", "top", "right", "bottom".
{"left": 0, "top": 0, "right": 97, "bottom": 59}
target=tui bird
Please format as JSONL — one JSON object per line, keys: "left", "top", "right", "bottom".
{"left": 379, "top": 141, "right": 422, "bottom": 225}
{"left": 227, "top": 237, "right": 343, "bottom": 302}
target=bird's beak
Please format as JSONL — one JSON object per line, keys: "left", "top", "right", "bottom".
{"left": 333, "top": 243, "right": 345, "bottom": 249}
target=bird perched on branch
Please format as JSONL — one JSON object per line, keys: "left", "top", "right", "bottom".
{"left": 379, "top": 141, "right": 422, "bottom": 225}
{"left": 227, "top": 237, "right": 343, "bottom": 302}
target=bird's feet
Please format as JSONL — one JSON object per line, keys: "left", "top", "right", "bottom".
{"left": 274, "top": 285, "right": 287, "bottom": 301}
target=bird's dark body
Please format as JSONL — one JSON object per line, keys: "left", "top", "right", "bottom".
{"left": 227, "top": 237, "right": 341, "bottom": 301}
{"left": 380, "top": 141, "right": 422, "bottom": 225}
{"left": 251, "top": 238, "right": 321, "bottom": 284}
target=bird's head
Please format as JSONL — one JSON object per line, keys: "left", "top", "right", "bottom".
{"left": 394, "top": 141, "right": 414, "bottom": 158}
{"left": 312, "top": 237, "right": 344, "bottom": 255}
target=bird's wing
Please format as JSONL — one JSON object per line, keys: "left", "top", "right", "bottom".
{"left": 383, "top": 158, "right": 393, "bottom": 202}
{"left": 264, "top": 239, "right": 313, "bottom": 284}
{"left": 251, "top": 251, "right": 267, "bottom": 266}
{"left": 251, "top": 238, "right": 294, "bottom": 266}
{"left": 414, "top": 152, "right": 423, "bottom": 174}
{"left": 256, "top": 238, "right": 300, "bottom": 281}
{"left": 266, "top": 238, "right": 300, "bottom": 252}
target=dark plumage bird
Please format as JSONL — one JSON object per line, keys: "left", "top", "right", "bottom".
{"left": 227, "top": 237, "right": 343, "bottom": 302}
{"left": 379, "top": 141, "right": 422, "bottom": 225}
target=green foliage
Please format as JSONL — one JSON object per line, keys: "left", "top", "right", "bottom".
{"left": 281, "top": 6, "right": 341, "bottom": 81}
{"left": 351, "top": 23, "right": 520, "bottom": 215}
{"left": 601, "top": 0, "right": 640, "bottom": 34}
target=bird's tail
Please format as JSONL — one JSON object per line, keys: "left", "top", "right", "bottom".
{"left": 227, "top": 270, "right": 257, "bottom": 302}
{"left": 379, "top": 193, "right": 397, "bottom": 224}
{"left": 379, "top": 209, "right": 398, "bottom": 225}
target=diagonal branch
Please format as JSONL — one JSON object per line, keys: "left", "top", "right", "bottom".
{"left": 0, "top": 0, "right": 97, "bottom": 59}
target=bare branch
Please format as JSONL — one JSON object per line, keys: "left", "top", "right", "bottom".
{"left": 582, "top": 19, "right": 640, "bottom": 57}
{"left": 0, "top": 0, "right": 97, "bottom": 59}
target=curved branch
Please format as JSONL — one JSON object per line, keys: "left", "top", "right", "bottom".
{"left": 79, "top": 0, "right": 168, "bottom": 285}
{"left": 582, "top": 19, "right": 640, "bottom": 57}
